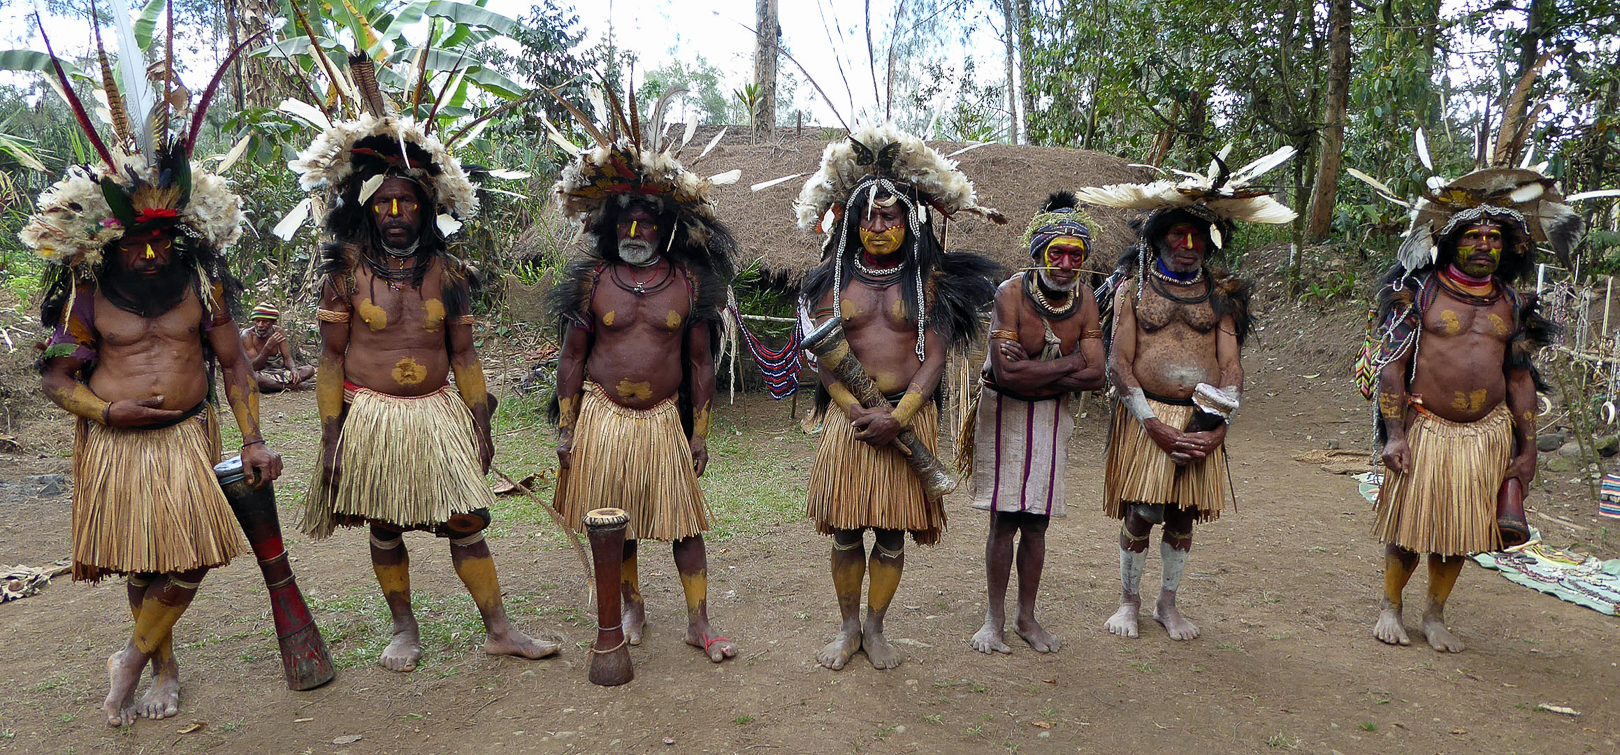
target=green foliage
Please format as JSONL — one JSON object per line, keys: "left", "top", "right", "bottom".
{"left": 639, "top": 57, "right": 730, "bottom": 126}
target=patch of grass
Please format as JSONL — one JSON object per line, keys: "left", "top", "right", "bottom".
{"left": 306, "top": 587, "right": 486, "bottom": 670}
{"left": 1132, "top": 661, "right": 1157, "bottom": 673}
{"left": 922, "top": 714, "right": 943, "bottom": 726}
{"left": 222, "top": 719, "right": 246, "bottom": 733}
{"left": 1264, "top": 733, "right": 1299, "bottom": 749}
{"left": 965, "top": 723, "right": 985, "bottom": 738}
{"left": 1358, "top": 722, "right": 1377, "bottom": 732}
{"left": 0, "top": 729, "right": 14, "bottom": 739}
{"left": 874, "top": 724, "right": 896, "bottom": 741}
{"left": 1216, "top": 640, "right": 1242, "bottom": 651}
{"left": 56, "top": 713, "right": 74, "bottom": 723}
{"left": 734, "top": 714, "right": 754, "bottom": 725}
{"left": 934, "top": 679, "right": 988, "bottom": 693}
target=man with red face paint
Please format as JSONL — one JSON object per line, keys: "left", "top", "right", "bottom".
{"left": 1365, "top": 206, "right": 1553, "bottom": 653}
{"left": 963, "top": 192, "right": 1106, "bottom": 655}
{"left": 795, "top": 126, "right": 1001, "bottom": 671}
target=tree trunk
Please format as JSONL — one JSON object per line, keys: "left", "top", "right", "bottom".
{"left": 1016, "top": 0, "right": 1033, "bottom": 145}
{"left": 1000, "top": 0, "right": 1020, "bottom": 144}
{"left": 1306, "top": 0, "right": 1352, "bottom": 240}
{"left": 754, "top": 0, "right": 779, "bottom": 133}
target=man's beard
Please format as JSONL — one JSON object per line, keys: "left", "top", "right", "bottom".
{"left": 619, "top": 238, "right": 658, "bottom": 266}
{"left": 101, "top": 253, "right": 196, "bottom": 317}
{"left": 1038, "top": 269, "right": 1082, "bottom": 293}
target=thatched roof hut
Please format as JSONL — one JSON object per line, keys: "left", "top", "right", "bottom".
{"left": 679, "top": 127, "right": 1154, "bottom": 284}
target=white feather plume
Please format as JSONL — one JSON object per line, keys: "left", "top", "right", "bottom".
{"left": 1226, "top": 146, "right": 1296, "bottom": 188}
{"left": 272, "top": 197, "right": 313, "bottom": 240}
{"left": 1415, "top": 128, "right": 1433, "bottom": 171}
{"left": 110, "top": 0, "right": 156, "bottom": 159}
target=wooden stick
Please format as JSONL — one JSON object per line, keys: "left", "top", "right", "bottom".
{"left": 491, "top": 466, "right": 595, "bottom": 605}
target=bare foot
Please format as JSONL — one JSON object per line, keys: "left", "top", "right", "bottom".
{"left": 623, "top": 597, "right": 645, "bottom": 646}
{"left": 1373, "top": 601, "right": 1410, "bottom": 646}
{"left": 685, "top": 625, "right": 738, "bottom": 663}
{"left": 969, "top": 615, "right": 1012, "bottom": 654}
{"left": 1153, "top": 596, "right": 1200, "bottom": 641}
{"left": 137, "top": 656, "right": 180, "bottom": 720}
{"left": 1015, "top": 616, "right": 1061, "bottom": 653}
{"left": 862, "top": 620, "right": 904, "bottom": 670}
{"left": 1104, "top": 601, "right": 1140, "bottom": 639}
{"left": 379, "top": 626, "right": 423, "bottom": 672}
{"left": 1421, "top": 613, "right": 1465, "bottom": 653}
{"left": 103, "top": 648, "right": 145, "bottom": 727}
{"left": 485, "top": 628, "right": 560, "bottom": 660}
{"left": 816, "top": 625, "right": 861, "bottom": 670}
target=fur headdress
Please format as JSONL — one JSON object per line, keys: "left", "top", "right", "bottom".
{"left": 17, "top": 0, "right": 250, "bottom": 272}
{"left": 794, "top": 123, "right": 1006, "bottom": 232}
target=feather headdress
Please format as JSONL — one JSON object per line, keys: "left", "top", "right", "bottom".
{"left": 794, "top": 123, "right": 1006, "bottom": 232}
{"left": 1074, "top": 144, "right": 1298, "bottom": 250}
{"left": 17, "top": 0, "right": 251, "bottom": 270}
{"left": 543, "top": 78, "right": 736, "bottom": 246}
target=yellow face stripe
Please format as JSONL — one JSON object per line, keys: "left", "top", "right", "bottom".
{"left": 144, "top": 244, "right": 156, "bottom": 260}
{"left": 630, "top": 220, "right": 638, "bottom": 238}
{"left": 391, "top": 198, "right": 399, "bottom": 216}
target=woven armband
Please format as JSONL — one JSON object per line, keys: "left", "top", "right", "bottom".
{"left": 1081, "top": 329, "right": 1105, "bottom": 340}
{"left": 316, "top": 308, "right": 351, "bottom": 323}
{"left": 990, "top": 329, "right": 1020, "bottom": 342}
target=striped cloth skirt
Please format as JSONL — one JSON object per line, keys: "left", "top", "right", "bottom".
{"left": 967, "top": 386, "right": 1072, "bottom": 517}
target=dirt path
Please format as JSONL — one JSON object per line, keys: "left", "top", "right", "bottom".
{"left": 1, "top": 332, "right": 1616, "bottom": 754}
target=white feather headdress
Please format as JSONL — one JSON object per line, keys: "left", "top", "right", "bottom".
{"left": 794, "top": 124, "right": 1005, "bottom": 232}
{"left": 1074, "top": 145, "right": 1298, "bottom": 250}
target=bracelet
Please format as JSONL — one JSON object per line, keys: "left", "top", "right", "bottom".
{"left": 242, "top": 439, "right": 266, "bottom": 448}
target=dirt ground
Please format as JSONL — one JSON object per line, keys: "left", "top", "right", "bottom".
{"left": 1, "top": 298, "right": 1617, "bottom": 755}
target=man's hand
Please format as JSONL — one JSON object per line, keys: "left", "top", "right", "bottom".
{"left": 852, "top": 407, "right": 903, "bottom": 447}
{"left": 106, "top": 397, "right": 187, "bottom": 428}
{"left": 1506, "top": 451, "right": 1536, "bottom": 484}
{"left": 1381, "top": 437, "right": 1411, "bottom": 474}
{"left": 1176, "top": 423, "right": 1227, "bottom": 460}
{"left": 998, "top": 340, "right": 1028, "bottom": 363}
{"left": 1143, "top": 417, "right": 1185, "bottom": 457}
{"left": 242, "top": 442, "right": 284, "bottom": 488}
{"left": 556, "top": 429, "right": 573, "bottom": 470}
{"left": 690, "top": 435, "right": 709, "bottom": 476}
{"left": 267, "top": 330, "right": 287, "bottom": 350}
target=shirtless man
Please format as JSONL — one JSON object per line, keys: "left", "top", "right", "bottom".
{"left": 36, "top": 212, "right": 281, "bottom": 726}
{"left": 294, "top": 127, "right": 555, "bottom": 670}
{"left": 552, "top": 196, "right": 737, "bottom": 662}
{"left": 1369, "top": 213, "right": 1546, "bottom": 652}
{"left": 241, "top": 304, "right": 314, "bottom": 391}
{"left": 795, "top": 126, "right": 1000, "bottom": 670}
{"left": 1100, "top": 213, "right": 1250, "bottom": 642}
{"left": 965, "top": 193, "right": 1105, "bottom": 655}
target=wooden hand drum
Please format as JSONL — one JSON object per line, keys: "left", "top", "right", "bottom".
{"left": 584, "top": 508, "right": 633, "bottom": 686}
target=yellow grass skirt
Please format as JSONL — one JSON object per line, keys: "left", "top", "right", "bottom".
{"left": 1103, "top": 399, "right": 1228, "bottom": 522}
{"left": 302, "top": 384, "right": 493, "bottom": 538}
{"left": 1374, "top": 403, "right": 1511, "bottom": 555}
{"left": 71, "top": 409, "right": 242, "bottom": 582}
{"left": 807, "top": 402, "right": 944, "bottom": 545}
{"left": 556, "top": 382, "right": 709, "bottom": 541}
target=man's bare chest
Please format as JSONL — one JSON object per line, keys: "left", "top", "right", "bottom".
{"left": 837, "top": 281, "right": 910, "bottom": 332}
{"left": 1422, "top": 297, "right": 1513, "bottom": 341}
{"left": 1136, "top": 288, "right": 1219, "bottom": 333}
{"left": 95, "top": 293, "right": 205, "bottom": 348}
{"left": 352, "top": 269, "right": 448, "bottom": 334}
{"left": 591, "top": 271, "right": 690, "bottom": 333}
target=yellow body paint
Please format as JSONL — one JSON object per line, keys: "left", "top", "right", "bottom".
{"left": 615, "top": 379, "right": 654, "bottom": 401}
{"left": 1439, "top": 310, "right": 1462, "bottom": 335}
{"left": 225, "top": 383, "right": 262, "bottom": 431}
{"left": 866, "top": 551, "right": 903, "bottom": 613}
{"left": 557, "top": 394, "right": 579, "bottom": 430}
{"left": 1378, "top": 392, "right": 1403, "bottom": 421}
{"left": 666, "top": 310, "right": 682, "bottom": 329}
{"left": 422, "top": 299, "right": 446, "bottom": 332}
{"left": 858, "top": 226, "right": 905, "bottom": 256}
{"left": 49, "top": 382, "right": 111, "bottom": 423}
{"left": 132, "top": 597, "right": 189, "bottom": 654}
{"left": 453, "top": 553, "right": 503, "bottom": 614}
{"left": 839, "top": 298, "right": 860, "bottom": 320}
{"left": 692, "top": 403, "right": 711, "bottom": 438}
{"left": 393, "top": 357, "right": 427, "bottom": 386}
{"left": 603, "top": 310, "right": 616, "bottom": 327}
{"left": 356, "top": 298, "right": 388, "bottom": 331}
{"left": 373, "top": 561, "right": 410, "bottom": 595}
{"left": 1487, "top": 313, "right": 1509, "bottom": 336}
{"left": 451, "top": 361, "right": 489, "bottom": 411}
{"left": 889, "top": 297, "right": 906, "bottom": 320}
{"left": 1450, "top": 389, "right": 1489, "bottom": 413}
{"left": 316, "top": 356, "right": 345, "bottom": 421}
{"left": 678, "top": 569, "right": 708, "bottom": 615}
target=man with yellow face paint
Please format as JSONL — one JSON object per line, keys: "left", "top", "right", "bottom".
{"left": 292, "top": 114, "right": 557, "bottom": 672}
{"left": 961, "top": 192, "right": 1106, "bottom": 655}
{"left": 796, "top": 125, "right": 1001, "bottom": 671}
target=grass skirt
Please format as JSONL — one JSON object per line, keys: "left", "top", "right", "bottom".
{"left": 1103, "top": 398, "right": 1227, "bottom": 522}
{"left": 556, "top": 382, "right": 710, "bottom": 541}
{"left": 302, "top": 384, "right": 492, "bottom": 538}
{"left": 1374, "top": 403, "right": 1511, "bottom": 555}
{"left": 807, "top": 402, "right": 944, "bottom": 545}
{"left": 967, "top": 386, "right": 1072, "bottom": 517}
{"left": 71, "top": 409, "right": 242, "bottom": 582}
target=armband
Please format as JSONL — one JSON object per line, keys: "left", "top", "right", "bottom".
{"left": 990, "top": 329, "right": 1021, "bottom": 342}
{"left": 316, "top": 308, "right": 351, "bottom": 323}
{"left": 1081, "top": 329, "right": 1105, "bottom": 340}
